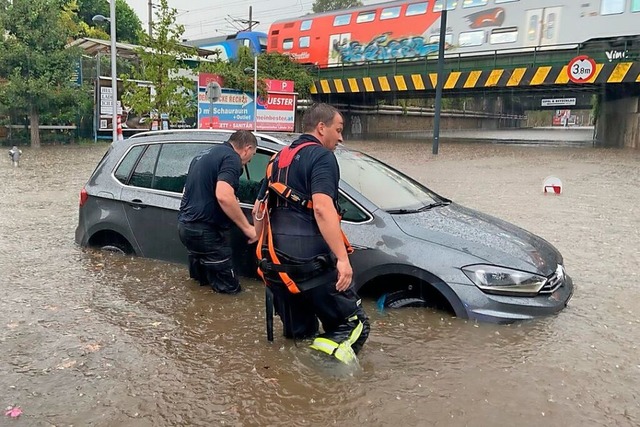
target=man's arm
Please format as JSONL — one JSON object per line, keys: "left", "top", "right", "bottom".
{"left": 312, "top": 193, "right": 352, "bottom": 292}
{"left": 216, "top": 181, "right": 257, "bottom": 243}
{"left": 251, "top": 199, "right": 265, "bottom": 243}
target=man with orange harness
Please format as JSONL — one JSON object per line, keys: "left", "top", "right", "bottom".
{"left": 253, "top": 103, "right": 369, "bottom": 364}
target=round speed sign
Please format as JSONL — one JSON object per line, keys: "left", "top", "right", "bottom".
{"left": 567, "top": 55, "right": 596, "bottom": 83}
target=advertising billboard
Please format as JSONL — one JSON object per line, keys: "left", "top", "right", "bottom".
{"left": 96, "top": 77, "right": 198, "bottom": 136}
{"left": 197, "top": 74, "right": 296, "bottom": 131}
{"left": 97, "top": 77, "right": 153, "bottom": 133}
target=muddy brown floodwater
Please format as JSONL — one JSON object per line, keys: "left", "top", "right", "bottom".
{"left": 1, "top": 134, "right": 639, "bottom": 426}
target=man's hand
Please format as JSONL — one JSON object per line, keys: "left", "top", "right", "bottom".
{"left": 335, "top": 257, "right": 353, "bottom": 292}
{"left": 216, "top": 181, "right": 256, "bottom": 242}
{"left": 245, "top": 225, "right": 258, "bottom": 244}
{"left": 312, "top": 193, "right": 353, "bottom": 292}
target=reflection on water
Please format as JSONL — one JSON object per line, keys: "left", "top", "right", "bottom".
{"left": 1, "top": 136, "right": 639, "bottom": 426}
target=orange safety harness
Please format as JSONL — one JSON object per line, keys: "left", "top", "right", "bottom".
{"left": 255, "top": 142, "right": 353, "bottom": 294}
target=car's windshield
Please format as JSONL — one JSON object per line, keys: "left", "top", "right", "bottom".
{"left": 336, "top": 148, "right": 441, "bottom": 211}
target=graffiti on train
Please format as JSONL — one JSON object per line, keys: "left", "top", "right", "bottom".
{"left": 333, "top": 33, "right": 449, "bottom": 63}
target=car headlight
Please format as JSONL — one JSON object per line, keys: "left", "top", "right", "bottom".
{"left": 462, "top": 264, "right": 547, "bottom": 296}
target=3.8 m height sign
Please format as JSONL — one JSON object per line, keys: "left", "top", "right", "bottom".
{"left": 198, "top": 74, "right": 296, "bottom": 131}
{"left": 567, "top": 56, "right": 597, "bottom": 84}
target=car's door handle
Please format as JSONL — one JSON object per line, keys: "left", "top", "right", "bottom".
{"left": 128, "top": 199, "right": 147, "bottom": 210}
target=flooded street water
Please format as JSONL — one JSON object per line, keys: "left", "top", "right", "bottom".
{"left": 2, "top": 131, "right": 640, "bottom": 426}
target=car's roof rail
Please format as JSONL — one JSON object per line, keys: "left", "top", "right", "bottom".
{"left": 129, "top": 129, "right": 236, "bottom": 139}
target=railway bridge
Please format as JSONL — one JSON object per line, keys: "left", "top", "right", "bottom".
{"left": 309, "top": 41, "right": 640, "bottom": 148}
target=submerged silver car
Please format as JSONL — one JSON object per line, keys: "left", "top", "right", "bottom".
{"left": 75, "top": 130, "right": 573, "bottom": 323}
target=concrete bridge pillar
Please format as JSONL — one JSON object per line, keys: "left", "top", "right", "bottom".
{"left": 596, "top": 87, "right": 640, "bottom": 148}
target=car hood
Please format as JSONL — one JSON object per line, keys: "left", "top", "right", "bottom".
{"left": 392, "top": 203, "right": 561, "bottom": 276}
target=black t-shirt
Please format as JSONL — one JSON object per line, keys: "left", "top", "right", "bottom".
{"left": 267, "top": 134, "right": 340, "bottom": 258}
{"left": 178, "top": 141, "right": 242, "bottom": 227}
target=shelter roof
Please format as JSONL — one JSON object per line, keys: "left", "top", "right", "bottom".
{"left": 67, "top": 37, "right": 216, "bottom": 60}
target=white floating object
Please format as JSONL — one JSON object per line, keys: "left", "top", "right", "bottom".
{"left": 543, "top": 176, "right": 563, "bottom": 195}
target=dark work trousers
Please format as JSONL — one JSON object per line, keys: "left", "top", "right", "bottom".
{"left": 178, "top": 221, "right": 240, "bottom": 294}
{"left": 267, "top": 269, "right": 370, "bottom": 355}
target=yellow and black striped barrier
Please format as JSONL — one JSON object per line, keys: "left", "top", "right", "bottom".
{"left": 310, "top": 61, "right": 640, "bottom": 95}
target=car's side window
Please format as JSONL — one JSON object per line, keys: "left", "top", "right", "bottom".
{"left": 237, "top": 150, "right": 272, "bottom": 204}
{"left": 114, "top": 145, "right": 145, "bottom": 184}
{"left": 129, "top": 144, "right": 161, "bottom": 188}
{"left": 338, "top": 193, "right": 370, "bottom": 223}
{"left": 153, "top": 143, "right": 211, "bottom": 193}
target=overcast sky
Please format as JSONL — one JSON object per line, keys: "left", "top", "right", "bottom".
{"left": 127, "top": 0, "right": 378, "bottom": 41}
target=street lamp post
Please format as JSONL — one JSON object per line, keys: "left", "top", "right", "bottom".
{"left": 253, "top": 55, "right": 258, "bottom": 132}
{"left": 244, "top": 55, "right": 258, "bottom": 132}
{"left": 432, "top": 0, "right": 448, "bottom": 155}
{"left": 92, "top": 1, "right": 118, "bottom": 143}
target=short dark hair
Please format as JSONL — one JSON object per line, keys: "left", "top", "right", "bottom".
{"left": 302, "top": 103, "right": 341, "bottom": 133}
{"left": 228, "top": 130, "right": 257, "bottom": 149}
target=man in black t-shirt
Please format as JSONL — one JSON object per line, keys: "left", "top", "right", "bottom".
{"left": 254, "top": 104, "right": 369, "bottom": 364}
{"left": 178, "top": 130, "right": 257, "bottom": 294}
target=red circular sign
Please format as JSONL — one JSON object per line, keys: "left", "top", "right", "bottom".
{"left": 567, "top": 55, "right": 596, "bottom": 83}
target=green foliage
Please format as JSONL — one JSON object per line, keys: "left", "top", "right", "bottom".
{"left": 591, "top": 94, "right": 600, "bottom": 125}
{"left": 199, "top": 47, "right": 314, "bottom": 99}
{"left": 0, "top": 0, "right": 86, "bottom": 146}
{"left": 312, "top": 0, "right": 363, "bottom": 13}
{"left": 114, "top": 0, "right": 143, "bottom": 44}
{"left": 121, "top": 0, "right": 197, "bottom": 123}
{"left": 75, "top": 0, "right": 143, "bottom": 43}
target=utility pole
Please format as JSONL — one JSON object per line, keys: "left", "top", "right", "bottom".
{"left": 148, "top": 0, "right": 153, "bottom": 37}
{"left": 237, "top": 6, "right": 259, "bottom": 32}
{"left": 432, "top": 0, "right": 448, "bottom": 155}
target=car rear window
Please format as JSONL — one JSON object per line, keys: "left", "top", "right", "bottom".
{"left": 114, "top": 145, "right": 145, "bottom": 184}
{"left": 129, "top": 144, "right": 161, "bottom": 188}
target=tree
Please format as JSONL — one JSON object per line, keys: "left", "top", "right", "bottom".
{"left": 75, "top": 0, "right": 143, "bottom": 43}
{"left": 121, "top": 0, "right": 197, "bottom": 126}
{"left": 0, "top": 0, "right": 84, "bottom": 147}
{"left": 312, "top": 0, "right": 363, "bottom": 13}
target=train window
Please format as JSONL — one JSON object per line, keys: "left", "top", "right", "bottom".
{"left": 380, "top": 6, "right": 402, "bottom": 19}
{"left": 433, "top": 0, "right": 458, "bottom": 11}
{"left": 600, "top": 0, "right": 624, "bottom": 15}
{"left": 299, "top": 36, "right": 310, "bottom": 48}
{"left": 495, "top": 0, "right": 518, "bottom": 3}
{"left": 527, "top": 14, "right": 538, "bottom": 41}
{"left": 633, "top": 0, "right": 640, "bottom": 11}
{"left": 463, "top": 0, "right": 488, "bottom": 7}
{"left": 406, "top": 2, "right": 428, "bottom": 16}
{"left": 490, "top": 27, "right": 518, "bottom": 44}
{"left": 356, "top": 11, "right": 376, "bottom": 23}
{"left": 545, "top": 13, "right": 556, "bottom": 40}
{"left": 333, "top": 14, "right": 352, "bottom": 26}
{"left": 282, "top": 39, "right": 294, "bottom": 50}
{"left": 459, "top": 30, "right": 485, "bottom": 46}
{"left": 429, "top": 33, "right": 453, "bottom": 44}
{"left": 300, "top": 20, "right": 313, "bottom": 31}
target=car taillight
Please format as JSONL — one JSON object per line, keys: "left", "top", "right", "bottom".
{"left": 79, "top": 187, "right": 88, "bottom": 207}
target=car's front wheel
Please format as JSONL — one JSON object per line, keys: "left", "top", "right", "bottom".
{"left": 379, "top": 290, "right": 428, "bottom": 309}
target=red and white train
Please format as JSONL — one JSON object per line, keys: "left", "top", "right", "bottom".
{"left": 267, "top": 0, "right": 640, "bottom": 67}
